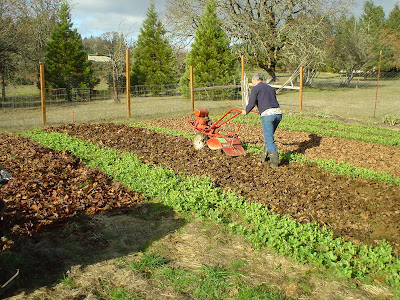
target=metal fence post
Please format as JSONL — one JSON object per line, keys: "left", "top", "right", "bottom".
{"left": 39, "top": 64, "right": 46, "bottom": 125}
{"left": 299, "top": 66, "right": 303, "bottom": 112}
{"left": 126, "top": 49, "right": 131, "bottom": 118}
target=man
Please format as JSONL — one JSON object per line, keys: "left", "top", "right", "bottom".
{"left": 242, "top": 74, "right": 282, "bottom": 168}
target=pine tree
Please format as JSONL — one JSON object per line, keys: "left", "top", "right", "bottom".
{"left": 359, "top": 1, "right": 387, "bottom": 70}
{"left": 44, "top": 2, "right": 98, "bottom": 100}
{"left": 380, "top": 3, "right": 400, "bottom": 70}
{"left": 179, "top": 0, "right": 235, "bottom": 100}
{"left": 130, "top": 0, "right": 176, "bottom": 86}
{"left": 386, "top": 3, "right": 400, "bottom": 33}
{"left": 360, "top": 0, "right": 385, "bottom": 35}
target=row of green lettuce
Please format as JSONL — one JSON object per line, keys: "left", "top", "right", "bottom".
{"left": 131, "top": 123, "right": 400, "bottom": 187}
{"left": 234, "top": 113, "right": 400, "bottom": 147}
{"left": 22, "top": 129, "right": 400, "bottom": 292}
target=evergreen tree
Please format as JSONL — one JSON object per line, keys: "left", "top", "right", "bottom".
{"left": 360, "top": 0, "right": 385, "bottom": 35}
{"left": 44, "top": 2, "right": 98, "bottom": 100}
{"left": 386, "top": 3, "right": 400, "bottom": 33}
{"left": 360, "top": 1, "right": 400, "bottom": 71}
{"left": 359, "top": 0, "right": 387, "bottom": 70}
{"left": 130, "top": 0, "right": 176, "bottom": 86}
{"left": 380, "top": 3, "right": 400, "bottom": 70}
{"left": 179, "top": 0, "right": 235, "bottom": 100}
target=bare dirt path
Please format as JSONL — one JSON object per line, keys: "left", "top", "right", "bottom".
{"left": 45, "top": 123, "right": 400, "bottom": 253}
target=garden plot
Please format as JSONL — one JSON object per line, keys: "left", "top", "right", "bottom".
{"left": 0, "top": 133, "right": 144, "bottom": 251}
{"left": 1, "top": 123, "right": 399, "bottom": 298}
{"left": 44, "top": 123, "right": 400, "bottom": 254}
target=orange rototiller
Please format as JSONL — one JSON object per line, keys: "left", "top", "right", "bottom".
{"left": 188, "top": 108, "right": 249, "bottom": 156}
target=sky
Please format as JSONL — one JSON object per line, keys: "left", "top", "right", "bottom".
{"left": 353, "top": 0, "right": 399, "bottom": 16}
{"left": 70, "top": 0, "right": 398, "bottom": 39}
{"left": 70, "top": 0, "right": 166, "bottom": 38}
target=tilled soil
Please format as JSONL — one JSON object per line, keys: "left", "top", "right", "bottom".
{"left": 0, "top": 133, "right": 144, "bottom": 251}
{"left": 144, "top": 116, "right": 400, "bottom": 178}
{"left": 45, "top": 123, "right": 400, "bottom": 253}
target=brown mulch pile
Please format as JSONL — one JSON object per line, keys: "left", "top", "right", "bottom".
{"left": 45, "top": 123, "right": 400, "bottom": 253}
{"left": 0, "top": 133, "right": 144, "bottom": 251}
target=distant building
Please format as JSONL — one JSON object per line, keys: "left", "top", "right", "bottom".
{"left": 88, "top": 54, "right": 112, "bottom": 62}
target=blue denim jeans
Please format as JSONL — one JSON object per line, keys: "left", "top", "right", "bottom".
{"left": 261, "top": 114, "right": 282, "bottom": 152}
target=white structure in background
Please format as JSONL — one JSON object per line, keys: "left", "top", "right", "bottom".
{"left": 88, "top": 54, "right": 112, "bottom": 62}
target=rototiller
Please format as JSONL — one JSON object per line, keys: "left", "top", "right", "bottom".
{"left": 188, "top": 108, "right": 249, "bottom": 156}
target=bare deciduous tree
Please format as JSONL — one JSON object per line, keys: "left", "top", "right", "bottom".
{"left": 165, "top": 0, "right": 351, "bottom": 82}
{"left": 164, "top": 0, "right": 204, "bottom": 47}
{"left": 21, "top": 0, "right": 63, "bottom": 71}
{"left": 0, "top": 0, "right": 22, "bottom": 99}
{"left": 102, "top": 32, "right": 127, "bottom": 103}
{"left": 0, "top": 0, "right": 62, "bottom": 98}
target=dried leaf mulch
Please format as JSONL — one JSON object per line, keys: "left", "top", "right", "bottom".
{"left": 0, "top": 133, "right": 144, "bottom": 251}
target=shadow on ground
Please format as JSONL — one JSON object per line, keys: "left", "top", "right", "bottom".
{"left": 0, "top": 202, "right": 186, "bottom": 298}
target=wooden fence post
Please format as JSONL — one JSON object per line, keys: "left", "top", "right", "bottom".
{"left": 190, "top": 66, "right": 194, "bottom": 111}
{"left": 39, "top": 64, "right": 46, "bottom": 125}
{"left": 299, "top": 66, "right": 304, "bottom": 112}
{"left": 126, "top": 49, "right": 131, "bottom": 118}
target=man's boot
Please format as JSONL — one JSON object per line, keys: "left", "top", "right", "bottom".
{"left": 257, "top": 146, "right": 269, "bottom": 163}
{"left": 269, "top": 152, "right": 279, "bottom": 168}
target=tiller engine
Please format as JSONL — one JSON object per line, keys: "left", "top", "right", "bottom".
{"left": 188, "top": 108, "right": 246, "bottom": 156}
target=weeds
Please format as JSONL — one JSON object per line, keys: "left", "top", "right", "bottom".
{"left": 128, "top": 253, "right": 289, "bottom": 299}
{"left": 383, "top": 115, "right": 399, "bottom": 126}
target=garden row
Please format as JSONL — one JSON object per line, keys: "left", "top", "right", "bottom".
{"left": 142, "top": 113, "right": 400, "bottom": 179}
{"left": 22, "top": 123, "right": 400, "bottom": 291}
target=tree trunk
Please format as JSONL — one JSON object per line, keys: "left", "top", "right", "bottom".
{"left": 303, "top": 68, "right": 319, "bottom": 87}
{"left": 1, "top": 73, "right": 6, "bottom": 102}
{"left": 259, "top": 60, "right": 277, "bottom": 83}
{"left": 266, "top": 70, "right": 277, "bottom": 83}
{"left": 66, "top": 88, "right": 72, "bottom": 101}
{"left": 340, "top": 71, "right": 355, "bottom": 87}
{"left": 112, "top": 62, "right": 120, "bottom": 103}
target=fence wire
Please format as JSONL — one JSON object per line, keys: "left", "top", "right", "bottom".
{"left": 1, "top": 72, "right": 399, "bottom": 131}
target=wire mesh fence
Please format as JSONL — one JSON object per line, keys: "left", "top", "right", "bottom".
{"left": 132, "top": 84, "right": 181, "bottom": 97}
{"left": 0, "top": 88, "right": 104, "bottom": 109}
{"left": 306, "top": 71, "right": 399, "bottom": 89}
{"left": 1, "top": 72, "right": 399, "bottom": 132}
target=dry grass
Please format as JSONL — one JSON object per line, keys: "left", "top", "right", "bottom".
{"left": 6, "top": 215, "right": 394, "bottom": 300}
{"left": 0, "top": 96, "right": 246, "bottom": 132}
{"left": 278, "top": 83, "right": 400, "bottom": 123}
{"left": 1, "top": 77, "right": 399, "bottom": 133}
{"left": 148, "top": 219, "right": 394, "bottom": 300}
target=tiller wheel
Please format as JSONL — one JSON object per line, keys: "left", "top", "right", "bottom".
{"left": 188, "top": 108, "right": 246, "bottom": 156}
